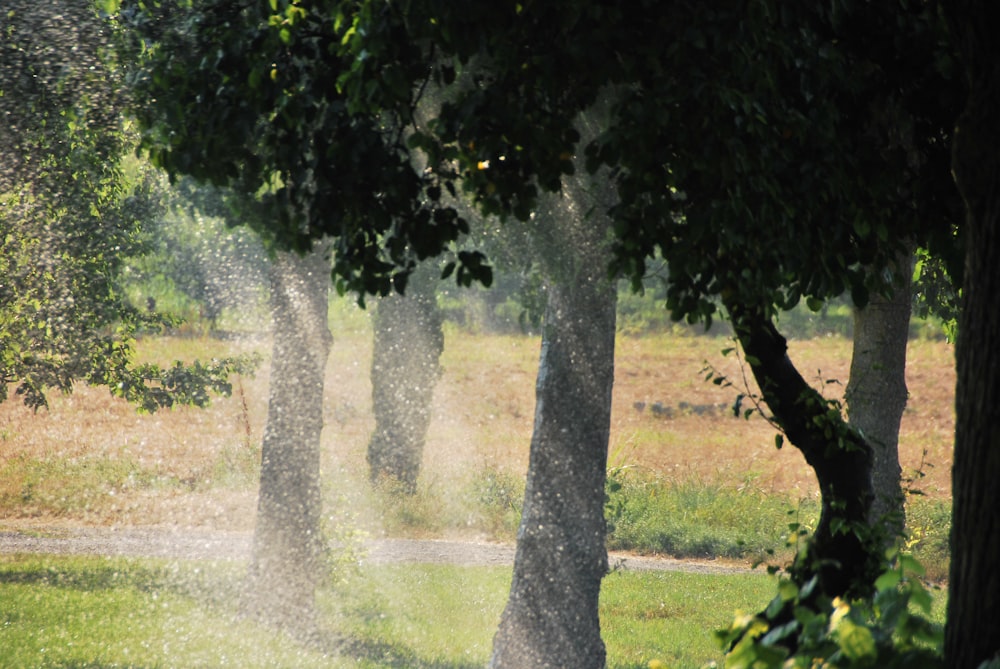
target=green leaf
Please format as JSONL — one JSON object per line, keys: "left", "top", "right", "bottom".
{"left": 836, "top": 620, "right": 877, "bottom": 662}
{"left": 874, "top": 569, "right": 901, "bottom": 592}
{"left": 777, "top": 579, "right": 799, "bottom": 602}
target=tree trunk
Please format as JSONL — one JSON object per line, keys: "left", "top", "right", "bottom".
{"left": 367, "top": 261, "right": 444, "bottom": 492}
{"left": 489, "top": 256, "right": 616, "bottom": 669}
{"left": 846, "top": 252, "right": 913, "bottom": 543}
{"left": 241, "top": 248, "right": 332, "bottom": 634}
{"left": 728, "top": 304, "right": 880, "bottom": 600}
{"left": 942, "top": 8, "right": 1000, "bottom": 665}
{"left": 489, "top": 111, "right": 617, "bottom": 667}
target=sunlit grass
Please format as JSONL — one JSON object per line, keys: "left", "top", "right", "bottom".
{"left": 601, "top": 569, "right": 774, "bottom": 669}
{"left": 604, "top": 468, "right": 819, "bottom": 564}
{"left": 0, "top": 554, "right": 800, "bottom": 669}
{"left": 0, "top": 556, "right": 338, "bottom": 668}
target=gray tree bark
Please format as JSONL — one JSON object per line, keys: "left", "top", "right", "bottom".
{"left": 241, "top": 247, "right": 332, "bottom": 635}
{"left": 846, "top": 252, "right": 913, "bottom": 543}
{"left": 367, "top": 261, "right": 444, "bottom": 493}
{"left": 489, "top": 114, "right": 617, "bottom": 668}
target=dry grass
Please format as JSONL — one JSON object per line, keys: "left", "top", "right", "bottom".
{"left": 0, "top": 308, "right": 955, "bottom": 537}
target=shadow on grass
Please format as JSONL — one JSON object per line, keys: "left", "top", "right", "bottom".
{"left": 0, "top": 560, "right": 164, "bottom": 592}
{"left": 30, "top": 665, "right": 160, "bottom": 669}
{"left": 338, "top": 637, "right": 484, "bottom": 669}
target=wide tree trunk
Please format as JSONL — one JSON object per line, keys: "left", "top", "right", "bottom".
{"left": 489, "top": 119, "right": 618, "bottom": 668}
{"left": 846, "top": 252, "right": 913, "bottom": 543}
{"left": 241, "top": 248, "right": 332, "bottom": 634}
{"left": 367, "top": 261, "right": 444, "bottom": 492}
{"left": 489, "top": 256, "right": 616, "bottom": 669}
{"left": 942, "top": 7, "right": 1000, "bottom": 665}
{"left": 728, "top": 304, "right": 880, "bottom": 601}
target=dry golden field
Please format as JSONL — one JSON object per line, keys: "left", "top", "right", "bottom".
{"left": 0, "top": 306, "right": 955, "bottom": 536}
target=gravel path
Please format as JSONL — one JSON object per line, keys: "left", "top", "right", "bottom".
{"left": 0, "top": 526, "right": 751, "bottom": 575}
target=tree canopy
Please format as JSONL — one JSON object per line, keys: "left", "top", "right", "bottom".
{"left": 121, "top": 0, "right": 991, "bottom": 663}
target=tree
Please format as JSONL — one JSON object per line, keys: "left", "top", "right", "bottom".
{"left": 1, "top": 1, "right": 250, "bottom": 412}
{"left": 122, "top": 0, "right": 968, "bottom": 660}
{"left": 490, "top": 109, "right": 618, "bottom": 669}
{"left": 124, "top": 177, "right": 270, "bottom": 332}
{"left": 367, "top": 260, "right": 444, "bottom": 492}
{"left": 241, "top": 246, "right": 331, "bottom": 633}
{"left": 846, "top": 249, "right": 914, "bottom": 541}
{"left": 409, "top": 0, "right": 960, "bottom": 600}
{"left": 939, "top": 4, "right": 1000, "bottom": 667}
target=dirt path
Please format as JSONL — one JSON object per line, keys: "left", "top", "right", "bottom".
{"left": 0, "top": 525, "right": 752, "bottom": 575}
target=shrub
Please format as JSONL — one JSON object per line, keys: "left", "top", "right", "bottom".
{"left": 716, "top": 550, "right": 943, "bottom": 669}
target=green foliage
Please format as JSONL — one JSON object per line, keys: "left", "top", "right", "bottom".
{"left": 0, "top": 3, "right": 258, "bottom": 412}
{"left": 122, "top": 176, "right": 271, "bottom": 333}
{"left": 717, "top": 550, "right": 943, "bottom": 669}
{"left": 368, "top": 466, "right": 525, "bottom": 541}
{"left": 912, "top": 247, "right": 960, "bottom": 342}
{"left": 119, "top": 0, "right": 491, "bottom": 300}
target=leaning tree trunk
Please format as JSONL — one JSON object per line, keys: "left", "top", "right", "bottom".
{"left": 490, "top": 114, "right": 617, "bottom": 668}
{"left": 367, "top": 261, "right": 444, "bottom": 492}
{"left": 942, "top": 8, "right": 1000, "bottom": 665}
{"left": 846, "top": 251, "right": 913, "bottom": 544}
{"left": 241, "top": 247, "right": 332, "bottom": 634}
{"left": 727, "top": 303, "right": 881, "bottom": 601}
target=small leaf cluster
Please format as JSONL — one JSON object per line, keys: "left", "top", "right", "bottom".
{"left": 717, "top": 550, "right": 943, "bottom": 669}
{"left": 116, "top": 353, "right": 263, "bottom": 413}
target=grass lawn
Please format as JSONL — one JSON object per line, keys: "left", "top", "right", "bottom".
{"left": 0, "top": 554, "right": 783, "bottom": 669}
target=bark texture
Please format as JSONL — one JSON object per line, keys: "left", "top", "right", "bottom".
{"left": 728, "top": 305, "right": 880, "bottom": 600}
{"left": 241, "top": 248, "right": 332, "bottom": 633}
{"left": 943, "top": 6, "right": 1000, "bottom": 664}
{"left": 846, "top": 254, "right": 913, "bottom": 541}
{"left": 489, "top": 119, "right": 617, "bottom": 668}
{"left": 367, "top": 262, "right": 444, "bottom": 492}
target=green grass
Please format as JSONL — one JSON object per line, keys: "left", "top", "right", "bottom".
{"left": 0, "top": 554, "right": 788, "bottom": 668}
{"left": 604, "top": 469, "right": 819, "bottom": 564}
{"left": 905, "top": 495, "right": 952, "bottom": 581}
{"left": 601, "top": 570, "right": 777, "bottom": 669}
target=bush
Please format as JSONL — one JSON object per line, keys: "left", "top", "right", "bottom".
{"left": 716, "top": 550, "right": 943, "bottom": 669}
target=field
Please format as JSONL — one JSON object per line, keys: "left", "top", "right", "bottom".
{"left": 0, "top": 305, "right": 955, "bottom": 667}
{"left": 0, "top": 302, "right": 955, "bottom": 569}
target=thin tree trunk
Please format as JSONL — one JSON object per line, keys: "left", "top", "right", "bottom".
{"left": 241, "top": 248, "right": 331, "bottom": 634}
{"left": 846, "top": 252, "right": 913, "bottom": 543}
{"left": 367, "top": 261, "right": 444, "bottom": 492}
{"left": 490, "top": 112, "right": 617, "bottom": 667}
{"left": 942, "top": 7, "right": 1000, "bottom": 664}
{"left": 727, "top": 303, "right": 880, "bottom": 601}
